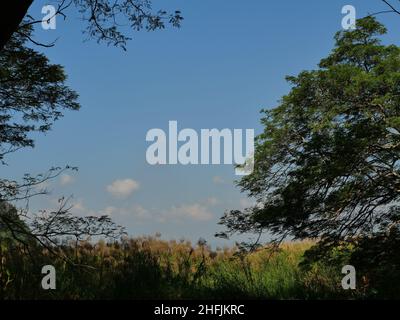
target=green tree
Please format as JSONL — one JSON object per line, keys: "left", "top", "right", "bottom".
{"left": 0, "top": 202, "right": 29, "bottom": 241}
{"left": 0, "top": 25, "right": 79, "bottom": 163}
{"left": 0, "top": 26, "right": 124, "bottom": 252}
{"left": 219, "top": 17, "right": 400, "bottom": 250}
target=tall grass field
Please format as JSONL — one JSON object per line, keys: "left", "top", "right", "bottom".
{"left": 0, "top": 236, "right": 374, "bottom": 299}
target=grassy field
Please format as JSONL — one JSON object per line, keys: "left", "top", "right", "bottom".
{"left": 0, "top": 235, "right": 367, "bottom": 299}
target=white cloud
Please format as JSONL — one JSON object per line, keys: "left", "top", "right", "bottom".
{"left": 163, "top": 203, "right": 213, "bottom": 222}
{"left": 100, "top": 202, "right": 212, "bottom": 222}
{"left": 239, "top": 198, "right": 262, "bottom": 209}
{"left": 100, "top": 204, "right": 149, "bottom": 219}
{"left": 99, "top": 201, "right": 213, "bottom": 223}
{"left": 73, "top": 201, "right": 85, "bottom": 212}
{"left": 99, "top": 206, "right": 117, "bottom": 216}
{"left": 68, "top": 195, "right": 214, "bottom": 225}
{"left": 70, "top": 201, "right": 145, "bottom": 220}
{"left": 71, "top": 199, "right": 97, "bottom": 216}
{"left": 60, "top": 174, "right": 75, "bottom": 186}
{"left": 106, "top": 178, "right": 140, "bottom": 198}
{"left": 205, "top": 197, "right": 219, "bottom": 206}
{"left": 35, "top": 180, "right": 50, "bottom": 191}
{"left": 212, "top": 176, "right": 225, "bottom": 184}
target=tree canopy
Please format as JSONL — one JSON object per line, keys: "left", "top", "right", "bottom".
{"left": 0, "top": 26, "right": 124, "bottom": 252}
{"left": 219, "top": 17, "right": 400, "bottom": 248}
{"left": 0, "top": 25, "right": 79, "bottom": 163}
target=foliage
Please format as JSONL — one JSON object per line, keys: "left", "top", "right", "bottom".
{"left": 0, "top": 25, "right": 79, "bottom": 163}
{"left": 219, "top": 17, "right": 400, "bottom": 249}
{"left": 71, "top": 0, "right": 183, "bottom": 50}
{"left": 0, "top": 29, "right": 125, "bottom": 254}
{"left": 5, "top": 0, "right": 183, "bottom": 51}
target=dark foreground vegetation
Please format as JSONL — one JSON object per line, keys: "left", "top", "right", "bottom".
{"left": 1, "top": 233, "right": 399, "bottom": 300}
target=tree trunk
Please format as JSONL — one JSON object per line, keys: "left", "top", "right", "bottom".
{"left": 0, "top": 0, "right": 34, "bottom": 50}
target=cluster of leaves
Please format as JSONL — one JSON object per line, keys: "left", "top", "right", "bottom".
{"left": 72, "top": 0, "right": 183, "bottom": 50}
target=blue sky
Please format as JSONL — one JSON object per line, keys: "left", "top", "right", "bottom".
{"left": 4, "top": 0, "right": 400, "bottom": 247}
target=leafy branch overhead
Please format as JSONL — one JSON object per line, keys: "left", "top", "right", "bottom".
{"left": 0, "top": 0, "right": 183, "bottom": 51}
{"left": 78, "top": 0, "right": 183, "bottom": 50}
